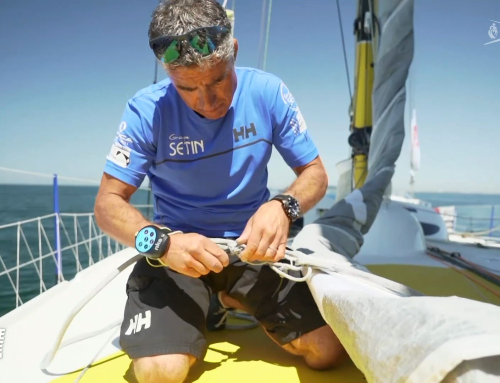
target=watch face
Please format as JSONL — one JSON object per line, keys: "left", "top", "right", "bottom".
{"left": 136, "top": 227, "right": 158, "bottom": 253}
{"left": 135, "top": 226, "right": 170, "bottom": 258}
{"left": 285, "top": 197, "right": 300, "bottom": 221}
{"left": 272, "top": 194, "right": 300, "bottom": 222}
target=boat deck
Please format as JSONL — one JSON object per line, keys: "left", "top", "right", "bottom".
{"left": 51, "top": 319, "right": 365, "bottom": 383}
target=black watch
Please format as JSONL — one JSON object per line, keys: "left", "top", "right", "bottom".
{"left": 271, "top": 194, "right": 301, "bottom": 222}
{"left": 135, "top": 225, "right": 172, "bottom": 258}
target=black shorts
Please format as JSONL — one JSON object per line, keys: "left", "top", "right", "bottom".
{"left": 119, "top": 253, "right": 327, "bottom": 360}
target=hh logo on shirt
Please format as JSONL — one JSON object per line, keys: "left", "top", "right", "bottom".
{"left": 233, "top": 123, "right": 257, "bottom": 143}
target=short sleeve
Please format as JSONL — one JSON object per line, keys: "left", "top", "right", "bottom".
{"left": 103, "top": 98, "right": 156, "bottom": 187}
{"left": 268, "top": 80, "right": 319, "bottom": 168}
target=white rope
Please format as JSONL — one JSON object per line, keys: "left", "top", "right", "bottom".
{"left": 212, "top": 238, "right": 422, "bottom": 296}
{"left": 211, "top": 238, "right": 312, "bottom": 282}
{"left": 42, "top": 239, "right": 420, "bottom": 373}
{"left": 40, "top": 254, "right": 142, "bottom": 371}
{"left": 211, "top": 239, "right": 320, "bottom": 283}
{"left": 74, "top": 325, "right": 121, "bottom": 383}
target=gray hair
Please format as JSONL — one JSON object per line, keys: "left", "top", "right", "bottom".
{"left": 149, "top": 0, "right": 234, "bottom": 70}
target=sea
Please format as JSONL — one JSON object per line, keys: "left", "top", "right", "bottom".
{"left": 0, "top": 184, "right": 499, "bottom": 317}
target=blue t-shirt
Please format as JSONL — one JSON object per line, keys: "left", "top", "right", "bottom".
{"left": 104, "top": 67, "right": 318, "bottom": 237}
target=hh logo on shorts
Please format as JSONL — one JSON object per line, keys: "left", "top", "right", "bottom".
{"left": 125, "top": 310, "right": 151, "bottom": 335}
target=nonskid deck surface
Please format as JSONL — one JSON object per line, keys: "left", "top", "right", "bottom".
{"left": 49, "top": 262, "right": 500, "bottom": 382}
{"left": 368, "top": 264, "right": 500, "bottom": 306}
{"left": 51, "top": 319, "right": 364, "bottom": 383}
{"left": 426, "top": 238, "right": 500, "bottom": 276}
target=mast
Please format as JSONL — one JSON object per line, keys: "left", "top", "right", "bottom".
{"left": 322, "top": 0, "right": 414, "bottom": 254}
{"left": 349, "top": 0, "right": 378, "bottom": 190}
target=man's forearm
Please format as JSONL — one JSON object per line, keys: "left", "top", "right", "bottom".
{"left": 94, "top": 194, "right": 153, "bottom": 248}
{"left": 284, "top": 159, "right": 329, "bottom": 214}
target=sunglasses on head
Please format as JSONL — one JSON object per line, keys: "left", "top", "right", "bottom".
{"left": 149, "top": 25, "right": 229, "bottom": 64}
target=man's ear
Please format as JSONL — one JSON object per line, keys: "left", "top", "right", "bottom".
{"left": 233, "top": 38, "right": 239, "bottom": 61}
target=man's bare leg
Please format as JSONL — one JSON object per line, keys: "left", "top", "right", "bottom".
{"left": 133, "top": 354, "right": 196, "bottom": 383}
{"left": 279, "top": 325, "right": 347, "bottom": 369}
{"left": 219, "top": 292, "right": 347, "bottom": 369}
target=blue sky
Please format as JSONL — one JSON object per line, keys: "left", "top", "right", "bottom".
{"left": 1, "top": 0, "right": 499, "bottom": 193}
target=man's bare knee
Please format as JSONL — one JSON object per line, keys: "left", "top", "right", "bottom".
{"left": 133, "top": 353, "right": 196, "bottom": 383}
{"left": 290, "top": 325, "right": 347, "bottom": 370}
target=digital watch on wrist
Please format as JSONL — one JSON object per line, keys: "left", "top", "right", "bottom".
{"left": 135, "top": 225, "right": 172, "bottom": 258}
{"left": 271, "top": 194, "right": 301, "bottom": 222}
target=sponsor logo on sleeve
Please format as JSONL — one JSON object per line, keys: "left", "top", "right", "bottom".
{"left": 115, "top": 121, "right": 133, "bottom": 146}
{"left": 116, "top": 134, "right": 133, "bottom": 146}
{"left": 290, "top": 110, "right": 308, "bottom": 136}
{"left": 107, "top": 143, "right": 131, "bottom": 168}
{"left": 280, "top": 82, "right": 299, "bottom": 112}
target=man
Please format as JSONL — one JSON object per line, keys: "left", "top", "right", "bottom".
{"left": 94, "top": 0, "right": 345, "bottom": 382}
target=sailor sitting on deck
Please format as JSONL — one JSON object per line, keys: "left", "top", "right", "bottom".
{"left": 94, "top": 0, "right": 345, "bottom": 381}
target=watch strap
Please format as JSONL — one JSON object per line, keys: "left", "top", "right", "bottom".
{"left": 271, "top": 194, "right": 301, "bottom": 222}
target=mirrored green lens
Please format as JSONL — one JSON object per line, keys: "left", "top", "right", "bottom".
{"left": 190, "top": 35, "right": 209, "bottom": 54}
{"left": 162, "top": 40, "right": 180, "bottom": 63}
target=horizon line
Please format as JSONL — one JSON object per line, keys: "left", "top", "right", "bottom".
{"left": 1, "top": 182, "right": 500, "bottom": 196}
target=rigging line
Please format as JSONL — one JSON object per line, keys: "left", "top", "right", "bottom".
{"left": 428, "top": 247, "right": 500, "bottom": 287}
{"left": 0, "top": 166, "right": 96, "bottom": 184}
{"left": 262, "top": 0, "right": 273, "bottom": 71}
{"left": 148, "top": 0, "right": 165, "bottom": 218}
{"left": 152, "top": 0, "right": 162, "bottom": 85}
{"left": 0, "top": 166, "right": 53, "bottom": 179}
{"left": 257, "top": 0, "right": 268, "bottom": 69}
{"left": 0, "top": 166, "right": 152, "bottom": 191}
{"left": 336, "top": 0, "right": 353, "bottom": 101}
{"left": 426, "top": 252, "right": 500, "bottom": 300}
{"left": 453, "top": 224, "right": 500, "bottom": 237}
{"left": 456, "top": 256, "right": 500, "bottom": 283}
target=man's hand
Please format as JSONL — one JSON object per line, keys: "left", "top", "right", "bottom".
{"left": 236, "top": 200, "right": 290, "bottom": 263}
{"left": 160, "top": 233, "right": 229, "bottom": 278}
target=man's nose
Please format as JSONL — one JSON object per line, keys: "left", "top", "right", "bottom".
{"left": 197, "top": 88, "right": 217, "bottom": 110}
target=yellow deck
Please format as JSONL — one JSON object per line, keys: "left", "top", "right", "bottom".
{"left": 51, "top": 264, "right": 500, "bottom": 382}
{"left": 52, "top": 322, "right": 364, "bottom": 383}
